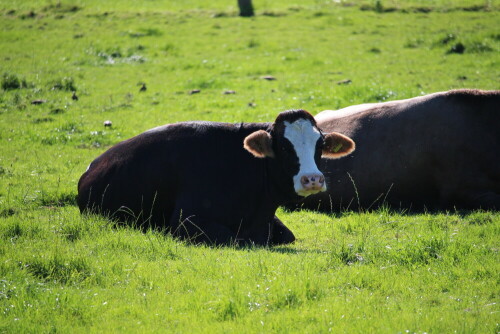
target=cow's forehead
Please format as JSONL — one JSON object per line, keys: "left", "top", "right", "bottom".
{"left": 283, "top": 119, "right": 321, "bottom": 144}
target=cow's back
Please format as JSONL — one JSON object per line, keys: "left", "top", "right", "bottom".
{"left": 77, "top": 122, "right": 270, "bottom": 226}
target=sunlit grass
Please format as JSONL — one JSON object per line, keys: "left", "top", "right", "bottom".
{"left": 0, "top": 1, "right": 499, "bottom": 332}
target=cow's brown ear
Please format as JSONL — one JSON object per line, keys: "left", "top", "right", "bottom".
{"left": 243, "top": 130, "right": 275, "bottom": 158}
{"left": 322, "top": 132, "right": 355, "bottom": 159}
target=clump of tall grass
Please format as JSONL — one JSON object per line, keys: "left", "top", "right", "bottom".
{"left": 22, "top": 255, "right": 93, "bottom": 285}
{"left": 50, "top": 77, "right": 77, "bottom": 91}
{"left": 1, "top": 73, "right": 30, "bottom": 90}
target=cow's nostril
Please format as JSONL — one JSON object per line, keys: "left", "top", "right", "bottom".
{"left": 301, "top": 174, "right": 325, "bottom": 188}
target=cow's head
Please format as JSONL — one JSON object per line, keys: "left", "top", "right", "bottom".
{"left": 244, "top": 109, "right": 355, "bottom": 197}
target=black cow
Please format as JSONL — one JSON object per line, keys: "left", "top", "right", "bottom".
{"left": 297, "top": 89, "right": 499, "bottom": 212}
{"left": 78, "top": 110, "right": 355, "bottom": 245}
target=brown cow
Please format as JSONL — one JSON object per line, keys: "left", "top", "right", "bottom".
{"left": 297, "top": 89, "right": 499, "bottom": 212}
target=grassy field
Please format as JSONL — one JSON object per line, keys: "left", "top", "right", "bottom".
{"left": 1, "top": 0, "right": 499, "bottom": 332}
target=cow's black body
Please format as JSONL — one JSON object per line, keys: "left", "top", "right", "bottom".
{"left": 79, "top": 122, "right": 289, "bottom": 245}
{"left": 78, "top": 110, "right": 355, "bottom": 245}
{"left": 297, "top": 89, "right": 500, "bottom": 212}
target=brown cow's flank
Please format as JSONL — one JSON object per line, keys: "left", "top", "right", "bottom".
{"left": 299, "top": 89, "right": 500, "bottom": 212}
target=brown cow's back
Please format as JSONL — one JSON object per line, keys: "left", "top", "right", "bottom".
{"left": 301, "top": 89, "right": 500, "bottom": 211}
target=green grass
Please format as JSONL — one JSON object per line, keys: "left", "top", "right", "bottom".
{"left": 1, "top": 208, "right": 499, "bottom": 332}
{"left": 1, "top": 0, "right": 499, "bottom": 332}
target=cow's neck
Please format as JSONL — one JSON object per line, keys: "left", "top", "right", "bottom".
{"left": 266, "top": 159, "right": 302, "bottom": 206}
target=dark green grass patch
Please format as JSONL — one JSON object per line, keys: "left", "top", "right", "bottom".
{"left": 2, "top": 221, "right": 23, "bottom": 239}
{"left": 37, "top": 192, "right": 76, "bottom": 207}
{"left": 1, "top": 73, "right": 30, "bottom": 91}
{"left": 0, "top": 208, "right": 16, "bottom": 218}
{"left": 464, "top": 211, "right": 496, "bottom": 225}
{"left": 22, "top": 255, "right": 93, "bottom": 284}
{"left": 41, "top": 3, "right": 82, "bottom": 14}
{"left": 50, "top": 77, "right": 77, "bottom": 92}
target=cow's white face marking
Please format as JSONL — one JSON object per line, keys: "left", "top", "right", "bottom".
{"left": 283, "top": 119, "right": 326, "bottom": 196}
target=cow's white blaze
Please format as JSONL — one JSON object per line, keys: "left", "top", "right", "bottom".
{"left": 283, "top": 119, "right": 325, "bottom": 196}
